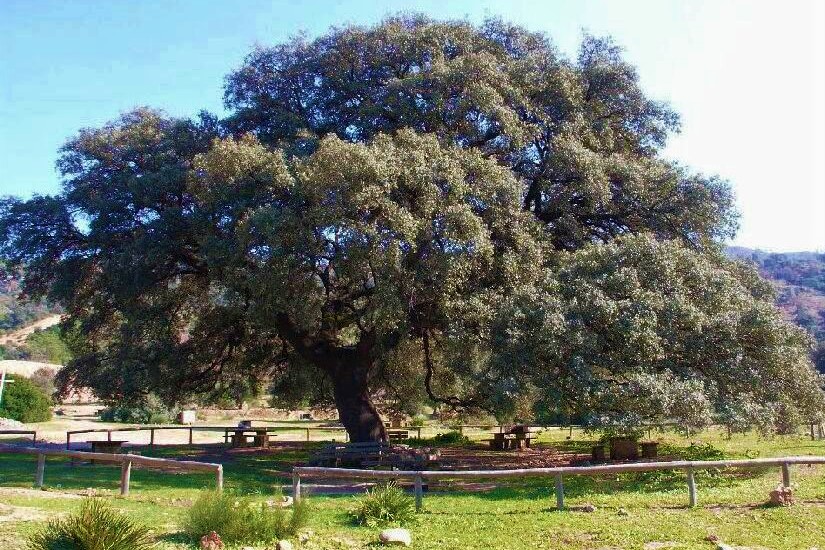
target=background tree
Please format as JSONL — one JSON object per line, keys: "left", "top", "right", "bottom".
{"left": 1, "top": 15, "right": 822, "bottom": 439}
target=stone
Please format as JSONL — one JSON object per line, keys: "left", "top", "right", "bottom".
{"left": 177, "top": 410, "right": 197, "bottom": 424}
{"left": 717, "top": 544, "right": 735, "bottom": 550}
{"left": 617, "top": 507, "right": 629, "bottom": 516}
{"left": 379, "top": 528, "right": 412, "bottom": 546}
{"left": 705, "top": 535, "right": 720, "bottom": 543}
{"left": 276, "top": 541, "right": 293, "bottom": 550}
{"left": 200, "top": 531, "right": 223, "bottom": 550}
{"left": 581, "top": 503, "right": 597, "bottom": 513}
{"left": 769, "top": 485, "right": 794, "bottom": 506}
{"left": 267, "top": 495, "right": 293, "bottom": 508}
{"left": 298, "top": 531, "right": 312, "bottom": 543}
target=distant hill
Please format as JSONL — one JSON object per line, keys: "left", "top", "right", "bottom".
{"left": 728, "top": 247, "right": 825, "bottom": 371}
{"left": 0, "top": 275, "right": 61, "bottom": 334}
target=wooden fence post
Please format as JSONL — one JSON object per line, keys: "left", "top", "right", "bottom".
{"left": 414, "top": 476, "right": 423, "bottom": 511}
{"left": 216, "top": 465, "right": 223, "bottom": 492}
{"left": 555, "top": 473, "right": 564, "bottom": 510}
{"left": 782, "top": 463, "right": 791, "bottom": 488}
{"left": 35, "top": 453, "right": 45, "bottom": 488}
{"left": 120, "top": 460, "right": 132, "bottom": 496}
{"left": 417, "top": 427, "right": 422, "bottom": 439}
{"left": 107, "top": 430, "right": 112, "bottom": 442}
{"left": 66, "top": 433, "right": 71, "bottom": 450}
{"left": 687, "top": 468, "right": 697, "bottom": 507}
{"left": 306, "top": 428, "right": 310, "bottom": 442}
{"left": 150, "top": 429, "right": 155, "bottom": 448}
{"left": 32, "top": 432, "right": 37, "bottom": 446}
{"left": 188, "top": 427, "right": 193, "bottom": 446}
{"left": 292, "top": 472, "right": 301, "bottom": 503}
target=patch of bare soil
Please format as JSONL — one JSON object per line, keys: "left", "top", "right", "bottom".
{"left": 0, "top": 502, "right": 52, "bottom": 523}
{"left": 0, "top": 487, "right": 82, "bottom": 499}
{"left": 433, "top": 443, "right": 587, "bottom": 470}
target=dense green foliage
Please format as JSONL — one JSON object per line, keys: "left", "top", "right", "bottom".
{"left": 184, "top": 491, "right": 309, "bottom": 544}
{"left": 352, "top": 482, "right": 417, "bottom": 526}
{"left": 99, "top": 394, "right": 177, "bottom": 424}
{"left": 26, "top": 498, "right": 155, "bottom": 550}
{"left": 0, "top": 376, "right": 52, "bottom": 423}
{"left": 0, "top": 15, "right": 821, "bottom": 438}
{"left": 24, "top": 327, "right": 73, "bottom": 364}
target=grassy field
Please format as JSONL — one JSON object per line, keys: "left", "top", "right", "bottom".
{"left": 3, "top": 427, "right": 825, "bottom": 549}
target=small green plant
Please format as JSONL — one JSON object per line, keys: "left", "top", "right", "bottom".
{"left": 352, "top": 482, "right": 417, "bottom": 527}
{"left": 184, "top": 490, "right": 309, "bottom": 544}
{"left": 27, "top": 498, "right": 154, "bottom": 550}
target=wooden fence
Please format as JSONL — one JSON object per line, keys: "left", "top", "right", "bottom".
{"left": 0, "top": 443, "right": 223, "bottom": 495}
{"left": 0, "top": 430, "right": 37, "bottom": 445}
{"left": 293, "top": 455, "right": 825, "bottom": 511}
{"left": 65, "top": 424, "right": 350, "bottom": 449}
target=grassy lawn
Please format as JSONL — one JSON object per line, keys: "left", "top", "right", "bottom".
{"left": 3, "top": 428, "right": 825, "bottom": 549}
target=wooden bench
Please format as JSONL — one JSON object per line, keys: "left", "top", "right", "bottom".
{"left": 309, "top": 441, "right": 393, "bottom": 467}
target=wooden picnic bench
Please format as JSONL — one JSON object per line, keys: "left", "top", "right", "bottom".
{"left": 309, "top": 441, "right": 391, "bottom": 467}
{"left": 91, "top": 440, "right": 127, "bottom": 454}
{"left": 225, "top": 428, "right": 270, "bottom": 448}
{"left": 387, "top": 429, "right": 409, "bottom": 442}
{"left": 486, "top": 426, "right": 541, "bottom": 450}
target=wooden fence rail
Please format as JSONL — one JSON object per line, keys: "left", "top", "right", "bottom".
{"left": 293, "top": 455, "right": 825, "bottom": 511}
{"left": 65, "top": 425, "right": 351, "bottom": 449}
{"left": 0, "top": 444, "right": 223, "bottom": 495}
{"left": 0, "top": 430, "right": 37, "bottom": 446}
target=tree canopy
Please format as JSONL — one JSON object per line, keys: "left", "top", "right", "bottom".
{"left": 1, "top": 15, "right": 821, "bottom": 439}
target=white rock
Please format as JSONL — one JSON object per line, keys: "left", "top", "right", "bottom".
{"left": 379, "top": 528, "right": 412, "bottom": 546}
{"left": 276, "top": 541, "right": 294, "bottom": 550}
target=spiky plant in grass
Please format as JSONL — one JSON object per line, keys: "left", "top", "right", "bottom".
{"left": 27, "top": 498, "right": 155, "bottom": 550}
{"left": 352, "top": 482, "right": 417, "bottom": 527}
{"left": 184, "top": 490, "right": 309, "bottom": 544}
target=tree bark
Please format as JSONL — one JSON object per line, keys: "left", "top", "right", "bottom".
{"left": 330, "top": 361, "right": 387, "bottom": 442}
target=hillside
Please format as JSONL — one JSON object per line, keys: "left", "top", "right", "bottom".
{"left": 728, "top": 247, "right": 825, "bottom": 370}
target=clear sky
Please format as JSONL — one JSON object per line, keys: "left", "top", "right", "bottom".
{"left": 1, "top": 0, "right": 823, "bottom": 251}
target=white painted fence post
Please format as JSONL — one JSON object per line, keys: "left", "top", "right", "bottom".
{"left": 35, "top": 453, "right": 45, "bottom": 488}
{"left": 687, "top": 468, "right": 697, "bottom": 507}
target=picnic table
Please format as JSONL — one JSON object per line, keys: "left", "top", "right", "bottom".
{"left": 387, "top": 429, "right": 409, "bottom": 442}
{"left": 225, "top": 428, "right": 270, "bottom": 448}
{"left": 487, "top": 426, "right": 540, "bottom": 450}
{"left": 91, "top": 440, "right": 127, "bottom": 454}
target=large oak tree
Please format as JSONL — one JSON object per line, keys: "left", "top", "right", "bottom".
{"left": 2, "top": 16, "right": 822, "bottom": 440}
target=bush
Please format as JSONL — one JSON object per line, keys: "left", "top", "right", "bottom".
{"left": 352, "top": 482, "right": 417, "bottom": 527}
{"left": 27, "top": 498, "right": 154, "bottom": 550}
{"left": 99, "top": 394, "right": 176, "bottom": 424}
{"left": 0, "top": 376, "right": 52, "bottom": 423}
{"left": 184, "top": 491, "right": 309, "bottom": 544}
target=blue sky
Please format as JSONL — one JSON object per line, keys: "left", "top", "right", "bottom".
{"left": 1, "top": 0, "right": 823, "bottom": 251}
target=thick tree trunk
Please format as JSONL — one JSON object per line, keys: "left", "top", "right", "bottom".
{"left": 330, "top": 361, "right": 386, "bottom": 442}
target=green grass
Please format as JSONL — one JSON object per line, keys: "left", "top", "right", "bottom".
{"left": 3, "top": 429, "right": 825, "bottom": 548}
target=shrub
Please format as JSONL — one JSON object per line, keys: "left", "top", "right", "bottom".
{"left": 0, "top": 376, "right": 52, "bottom": 423}
{"left": 184, "top": 491, "right": 309, "bottom": 544}
{"left": 99, "top": 394, "right": 176, "bottom": 424}
{"left": 430, "top": 431, "right": 468, "bottom": 445}
{"left": 27, "top": 498, "right": 154, "bottom": 550}
{"left": 352, "top": 482, "right": 417, "bottom": 527}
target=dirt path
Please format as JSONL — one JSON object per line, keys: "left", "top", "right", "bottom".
{"left": 0, "top": 314, "right": 62, "bottom": 346}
